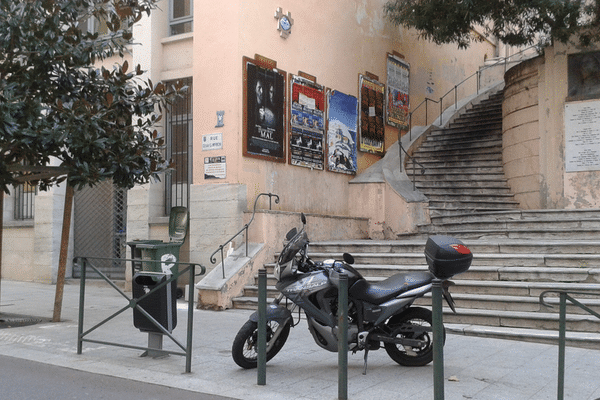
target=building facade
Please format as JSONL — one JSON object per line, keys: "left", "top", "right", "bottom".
{"left": 2, "top": 0, "right": 498, "bottom": 284}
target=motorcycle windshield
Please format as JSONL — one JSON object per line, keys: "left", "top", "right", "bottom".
{"left": 278, "top": 230, "right": 308, "bottom": 265}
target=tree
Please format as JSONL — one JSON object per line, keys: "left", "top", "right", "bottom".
{"left": 1, "top": 0, "right": 183, "bottom": 191}
{"left": 0, "top": 0, "right": 184, "bottom": 321}
{"left": 384, "top": 0, "right": 600, "bottom": 49}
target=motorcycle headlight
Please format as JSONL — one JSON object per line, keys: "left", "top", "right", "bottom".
{"left": 274, "top": 260, "right": 296, "bottom": 281}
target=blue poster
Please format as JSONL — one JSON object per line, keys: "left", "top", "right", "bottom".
{"left": 327, "top": 90, "right": 358, "bottom": 174}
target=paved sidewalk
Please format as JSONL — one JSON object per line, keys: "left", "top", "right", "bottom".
{"left": 1, "top": 280, "right": 599, "bottom": 400}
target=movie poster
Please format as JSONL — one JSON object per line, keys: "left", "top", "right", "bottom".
{"left": 386, "top": 54, "right": 410, "bottom": 129}
{"left": 289, "top": 75, "right": 325, "bottom": 169}
{"left": 358, "top": 74, "right": 385, "bottom": 154}
{"left": 327, "top": 90, "right": 358, "bottom": 174}
{"left": 243, "top": 59, "right": 286, "bottom": 162}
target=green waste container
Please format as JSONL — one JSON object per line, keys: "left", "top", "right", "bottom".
{"left": 127, "top": 206, "right": 189, "bottom": 276}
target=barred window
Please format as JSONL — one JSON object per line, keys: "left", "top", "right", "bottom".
{"left": 165, "top": 78, "right": 193, "bottom": 215}
{"left": 14, "top": 183, "right": 35, "bottom": 220}
{"left": 170, "top": 0, "right": 193, "bottom": 36}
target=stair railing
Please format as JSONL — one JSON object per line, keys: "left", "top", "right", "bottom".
{"left": 401, "top": 44, "right": 540, "bottom": 190}
{"left": 210, "top": 193, "right": 280, "bottom": 279}
{"left": 539, "top": 290, "right": 600, "bottom": 400}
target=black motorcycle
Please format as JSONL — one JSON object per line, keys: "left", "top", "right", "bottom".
{"left": 232, "top": 213, "right": 472, "bottom": 372}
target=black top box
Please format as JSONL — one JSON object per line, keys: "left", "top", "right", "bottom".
{"left": 424, "top": 235, "right": 472, "bottom": 279}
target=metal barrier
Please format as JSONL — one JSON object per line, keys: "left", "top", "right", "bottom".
{"left": 75, "top": 256, "right": 205, "bottom": 373}
{"left": 539, "top": 290, "right": 600, "bottom": 400}
{"left": 210, "top": 192, "right": 279, "bottom": 279}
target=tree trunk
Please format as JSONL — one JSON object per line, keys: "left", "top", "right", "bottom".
{"left": 53, "top": 183, "right": 74, "bottom": 322}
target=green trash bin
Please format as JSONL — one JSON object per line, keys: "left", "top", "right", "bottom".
{"left": 127, "top": 206, "right": 189, "bottom": 276}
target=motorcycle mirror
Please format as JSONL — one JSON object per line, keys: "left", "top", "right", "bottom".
{"left": 343, "top": 253, "right": 355, "bottom": 265}
{"left": 301, "top": 212, "right": 306, "bottom": 225}
{"left": 286, "top": 227, "right": 297, "bottom": 241}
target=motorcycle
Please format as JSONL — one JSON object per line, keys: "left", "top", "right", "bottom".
{"left": 232, "top": 213, "right": 472, "bottom": 373}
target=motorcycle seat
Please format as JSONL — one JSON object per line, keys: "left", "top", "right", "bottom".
{"left": 349, "top": 271, "right": 434, "bottom": 305}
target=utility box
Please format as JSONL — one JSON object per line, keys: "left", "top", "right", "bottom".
{"left": 132, "top": 272, "right": 177, "bottom": 333}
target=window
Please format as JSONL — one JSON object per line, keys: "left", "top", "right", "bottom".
{"left": 13, "top": 183, "right": 35, "bottom": 220}
{"left": 170, "top": 0, "right": 193, "bottom": 36}
{"left": 79, "top": 16, "right": 110, "bottom": 36}
{"left": 165, "top": 78, "right": 193, "bottom": 215}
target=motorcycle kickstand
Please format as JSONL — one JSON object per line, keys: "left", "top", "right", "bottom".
{"left": 362, "top": 347, "right": 369, "bottom": 375}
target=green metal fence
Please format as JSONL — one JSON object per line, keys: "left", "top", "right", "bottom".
{"left": 75, "top": 256, "right": 205, "bottom": 373}
{"left": 539, "top": 290, "right": 600, "bottom": 400}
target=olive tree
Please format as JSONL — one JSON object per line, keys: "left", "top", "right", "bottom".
{"left": 384, "top": 0, "right": 600, "bottom": 49}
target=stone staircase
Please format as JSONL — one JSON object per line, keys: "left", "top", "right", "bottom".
{"left": 232, "top": 236, "right": 600, "bottom": 349}
{"left": 232, "top": 89, "right": 600, "bottom": 349}
{"left": 406, "top": 91, "right": 520, "bottom": 216}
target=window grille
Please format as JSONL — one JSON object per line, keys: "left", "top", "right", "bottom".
{"left": 13, "top": 183, "right": 35, "bottom": 220}
{"left": 170, "top": 0, "right": 193, "bottom": 35}
{"left": 165, "top": 77, "right": 193, "bottom": 215}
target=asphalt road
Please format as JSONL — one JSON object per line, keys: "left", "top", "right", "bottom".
{"left": 0, "top": 354, "right": 237, "bottom": 400}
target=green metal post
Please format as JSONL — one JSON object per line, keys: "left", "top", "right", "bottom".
{"left": 257, "top": 269, "right": 267, "bottom": 385}
{"left": 185, "top": 264, "right": 195, "bottom": 373}
{"left": 432, "top": 278, "right": 445, "bottom": 400}
{"left": 557, "top": 292, "right": 566, "bottom": 400}
{"left": 77, "top": 258, "right": 87, "bottom": 354}
{"left": 338, "top": 273, "right": 348, "bottom": 400}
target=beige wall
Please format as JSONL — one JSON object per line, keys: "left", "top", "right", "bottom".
{"left": 503, "top": 42, "right": 600, "bottom": 209}
{"left": 191, "top": 0, "right": 495, "bottom": 216}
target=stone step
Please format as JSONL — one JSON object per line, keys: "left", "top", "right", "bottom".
{"left": 417, "top": 187, "right": 513, "bottom": 196}
{"left": 425, "top": 193, "right": 516, "bottom": 202}
{"left": 422, "top": 227, "right": 600, "bottom": 240}
{"left": 425, "top": 127, "right": 502, "bottom": 141}
{"left": 414, "top": 292, "right": 600, "bottom": 315}
{"left": 419, "top": 138, "right": 503, "bottom": 152}
{"left": 446, "top": 324, "right": 600, "bottom": 349}
{"left": 308, "top": 239, "right": 600, "bottom": 255}
{"left": 413, "top": 146, "right": 502, "bottom": 159}
{"left": 443, "top": 307, "right": 600, "bottom": 333}
{"left": 429, "top": 209, "right": 600, "bottom": 224}
{"left": 415, "top": 180, "right": 509, "bottom": 189}
{"left": 427, "top": 199, "right": 520, "bottom": 210}
{"left": 420, "top": 217, "right": 600, "bottom": 232}
{"left": 412, "top": 172, "right": 509, "bottom": 182}
{"left": 406, "top": 165, "right": 505, "bottom": 174}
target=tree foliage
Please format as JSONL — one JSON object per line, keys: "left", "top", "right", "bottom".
{"left": 0, "top": 0, "right": 184, "bottom": 193}
{"left": 384, "top": 0, "right": 600, "bottom": 49}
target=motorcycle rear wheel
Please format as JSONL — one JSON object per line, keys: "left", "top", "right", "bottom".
{"left": 383, "top": 306, "right": 444, "bottom": 367}
{"left": 232, "top": 319, "right": 291, "bottom": 369}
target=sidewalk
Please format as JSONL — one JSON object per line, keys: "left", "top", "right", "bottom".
{"left": 0, "top": 279, "right": 599, "bottom": 400}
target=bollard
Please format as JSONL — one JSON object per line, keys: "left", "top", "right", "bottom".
{"left": 257, "top": 269, "right": 267, "bottom": 385}
{"left": 432, "top": 278, "right": 445, "bottom": 400}
{"left": 338, "top": 273, "right": 348, "bottom": 400}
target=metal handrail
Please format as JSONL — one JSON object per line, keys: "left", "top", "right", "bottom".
{"left": 539, "top": 290, "right": 600, "bottom": 400}
{"left": 402, "top": 44, "right": 540, "bottom": 190}
{"left": 210, "top": 192, "right": 280, "bottom": 278}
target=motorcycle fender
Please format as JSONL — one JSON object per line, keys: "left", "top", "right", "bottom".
{"left": 249, "top": 304, "right": 292, "bottom": 324}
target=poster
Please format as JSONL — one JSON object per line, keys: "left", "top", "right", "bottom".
{"left": 204, "top": 156, "right": 227, "bottom": 179}
{"left": 358, "top": 74, "right": 385, "bottom": 154}
{"left": 327, "top": 90, "right": 357, "bottom": 174}
{"left": 243, "top": 57, "right": 286, "bottom": 162}
{"left": 386, "top": 54, "right": 410, "bottom": 129}
{"left": 289, "top": 75, "right": 325, "bottom": 169}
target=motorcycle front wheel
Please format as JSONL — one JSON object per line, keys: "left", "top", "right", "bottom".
{"left": 231, "top": 319, "right": 291, "bottom": 369}
{"left": 383, "top": 306, "right": 445, "bottom": 367}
